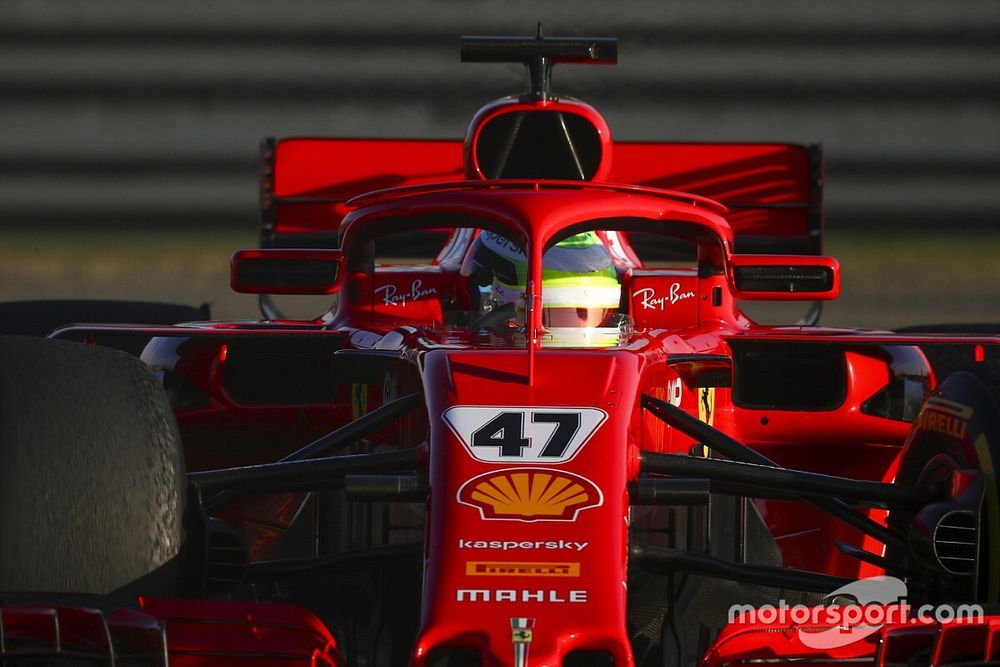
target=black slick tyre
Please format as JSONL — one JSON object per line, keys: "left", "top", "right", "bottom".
{"left": 0, "top": 336, "right": 186, "bottom": 595}
{"left": 894, "top": 360, "right": 1000, "bottom": 603}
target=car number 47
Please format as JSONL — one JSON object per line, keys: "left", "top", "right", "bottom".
{"left": 443, "top": 407, "right": 608, "bottom": 463}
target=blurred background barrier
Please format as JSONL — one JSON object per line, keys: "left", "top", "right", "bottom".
{"left": 0, "top": 1, "right": 997, "bottom": 328}
{"left": 2, "top": 0, "right": 998, "bottom": 229}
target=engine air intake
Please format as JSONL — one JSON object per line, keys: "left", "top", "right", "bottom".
{"left": 475, "top": 110, "right": 602, "bottom": 180}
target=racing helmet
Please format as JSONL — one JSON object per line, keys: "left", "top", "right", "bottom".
{"left": 462, "top": 230, "right": 621, "bottom": 328}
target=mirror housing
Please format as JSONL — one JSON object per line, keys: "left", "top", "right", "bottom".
{"left": 729, "top": 254, "right": 840, "bottom": 301}
{"left": 230, "top": 249, "right": 344, "bottom": 295}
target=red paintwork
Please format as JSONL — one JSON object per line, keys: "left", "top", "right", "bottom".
{"left": 249, "top": 181, "right": 1000, "bottom": 663}
{"left": 138, "top": 598, "right": 342, "bottom": 666}
{"left": 46, "top": 200, "right": 1000, "bottom": 663}
{"left": 609, "top": 142, "right": 815, "bottom": 245}
{"left": 27, "top": 53, "right": 1000, "bottom": 667}
{"left": 268, "top": 135, "right": 816, "bottom": 251}
{"left": 270, "top": 138, "right": 464, "bottom": 239}
{"left": 0, "top": 599, "right": 343, "bottom": 666}
{"left": 414, "top": 348, "right": 638, "bottom": 664}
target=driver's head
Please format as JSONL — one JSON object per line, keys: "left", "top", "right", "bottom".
{"left": 462, "top": 230, "right": 621, "bottom": 328}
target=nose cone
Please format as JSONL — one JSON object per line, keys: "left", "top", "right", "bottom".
{"left": 413, "top": 348, "right": 637, "bottom": 665}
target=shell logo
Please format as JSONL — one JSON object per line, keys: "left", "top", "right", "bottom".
{"left": 457, "top": 468, "right": 603, "bottom": 522}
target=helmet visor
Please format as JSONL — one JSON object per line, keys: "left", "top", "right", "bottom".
{"left": 543, "top": 306, "right": 618, "bottom": 328}
{"left": 538, "top": 282, "right": 621, "bottom": 329}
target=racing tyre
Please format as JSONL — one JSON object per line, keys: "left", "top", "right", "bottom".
{"left": 0, "top": 336, "right": 186, "bottom": 594}
{"left": 893, "top": 360, "right": 1000, "bottom": 604}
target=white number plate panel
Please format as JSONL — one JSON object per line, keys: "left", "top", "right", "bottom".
{"left": 443, "top": 406, "right": 607, "bottom": 463}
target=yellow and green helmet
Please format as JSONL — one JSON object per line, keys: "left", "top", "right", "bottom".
{"left": 463, "top": 230, "right": 621, "bottom": 328}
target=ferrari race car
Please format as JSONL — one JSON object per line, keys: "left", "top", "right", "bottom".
{"left": 2, "top": 33, "right": 1000, "bottom": 667}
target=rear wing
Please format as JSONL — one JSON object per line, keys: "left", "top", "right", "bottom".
{"left": 260, "top": 138, "right": 464, "bottom": 248}
{"left": 610, "top": 142, "right": 822, "bottom": 255}
{"left": 261, "top": 137, "right": 822, "bottom": 254}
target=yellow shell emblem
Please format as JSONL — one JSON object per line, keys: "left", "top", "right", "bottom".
{"left": 457, "top": 468, "right": 602, "bottom": 522}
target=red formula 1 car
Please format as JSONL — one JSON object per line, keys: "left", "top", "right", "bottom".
{"left": 2, "top": 33, "right": 1000, "bottom": 667}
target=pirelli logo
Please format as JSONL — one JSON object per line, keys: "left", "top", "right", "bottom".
{"left": 466, "top": 561, "right": 580, "bottom": 577}
{"left": 915, "top": 396, "right": 974, "bottom": 440}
